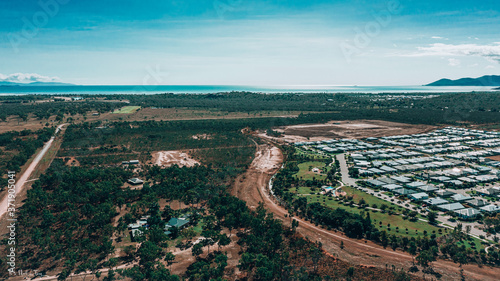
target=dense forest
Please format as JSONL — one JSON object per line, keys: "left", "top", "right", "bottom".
{"left": 0, "top": 154, "right": 417, "bottom": 280}
{"left": 1, "top": 92, "right": 500, "bottom": 125}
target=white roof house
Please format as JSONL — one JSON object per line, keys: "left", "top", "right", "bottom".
{"left": 455, "top": 208, "right": 481, "bottom": 219}
{"left": 480, "top": 204, "right": 500, "bottom": 213}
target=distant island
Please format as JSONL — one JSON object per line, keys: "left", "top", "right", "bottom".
{"left": 426, "top": 75, "right": 500, "bottom": 86}
{"left": 0, "top": 81, "right": 73, "bottom": 87}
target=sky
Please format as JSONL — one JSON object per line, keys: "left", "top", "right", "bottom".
{"left": 0, "top": 0, "right": 499, "bottom": 86}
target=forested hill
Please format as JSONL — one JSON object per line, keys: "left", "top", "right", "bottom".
{"left": 426, "top": 75, "right": 500, "bottom": 86}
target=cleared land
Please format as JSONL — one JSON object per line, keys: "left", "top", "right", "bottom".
{"left": 112, "top": 106, "right": 141, "bottom": 114}
{"left": 152, "top": 150, "right": 200, "bottom": 167}
{"left": 274, "top": 120, "right": 438, "bottom": 142}
{"left": 293, "top": 161, "right": 329, "bottom": 181}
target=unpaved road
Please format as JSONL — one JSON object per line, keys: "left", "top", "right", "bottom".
{"left": 232, "top": 142, "right": 500, "bottom": 281}
{"left": 0, "top": 124, "right": 66, "bottom": 219}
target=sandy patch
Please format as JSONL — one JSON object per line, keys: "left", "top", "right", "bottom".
{"left": 192, "top": 134, "right": 212, "bottom": 140}
{"left": 250, "top": 145, "right": 282, "bottom": 172}
{"left": 153, "top": 150, "right": 200, "bottom": 168}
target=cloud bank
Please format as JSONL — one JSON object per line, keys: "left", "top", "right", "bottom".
{"left": 0, "top": 73, "right": 61, "bottom": 83}
{"left": 404, "top": 43, "right": 500, "bottom": 63}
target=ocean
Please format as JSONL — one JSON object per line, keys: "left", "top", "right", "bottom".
{"left": 0, "top": 85, "right": 498, "bottom": 95}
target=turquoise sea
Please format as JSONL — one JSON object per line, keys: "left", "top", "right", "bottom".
{"left": 0, "top": 85, "right": 498, "bottom": 95}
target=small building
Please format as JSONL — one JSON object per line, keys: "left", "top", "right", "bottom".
{"left": 431, "top": 176, "right": 452, "bottom": 183}
{"left": 418, "top": 185, "right": 438, "bottom": 192}
{"left": 392, "top": 176, "right": 412, "bottom": 184}
{"left": 128, "top": 178, "right": 144, "bottom": 185}
{"left": 406, "top": 182, "right": 426, "bottom": 189}
{"left": 129, "top": 160, "right": 140, "bottom": 165}
{"left": 451, "top": 194, "right": 473, "bottom": 202}
{"left": 480, "top": 204, "right": 500, "bottom": 213}
{"left": 465, "top": 198, "right": 486, "bottom": 208}
{"left": 455, "top": 208, "right": 481, "bottom": 220}
{"left": 383, "top": 184, "right": 403, "bottom": 191}
{"left": 394, "top": 188, "right": 417, "bottom": 196}
{"left": 438, "top": 203, "right": 465, "bottom": 212}
{"left": 409, "top": 192, "right": 429, "bottom": 201}
{"left": 423, "top": 197, "right": 449, "bottom": 206}
{"left": 366, "top": 179, "right": 386, "bottom": 187}
{"left": 435, "top": 190, "right": 455, "bottom": 198}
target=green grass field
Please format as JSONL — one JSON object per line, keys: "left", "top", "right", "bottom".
{"left": 113, "top": 106, "right": 141, "bottom": 114}
{"left": 293, "top": 161, "right": 329, "bottom": 181}
{"left": 305, "top": 194, "right": 445, "bottom": 239}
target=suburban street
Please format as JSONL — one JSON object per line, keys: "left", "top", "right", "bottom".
{"left": 335, "top": 153, "right": 498, "bottom": 241}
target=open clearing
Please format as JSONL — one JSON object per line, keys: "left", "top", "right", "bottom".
{"left": 112, "top": 106, "right": 141, "bottom": 114}
{"left": 273, "top": 120, "right": 438, "bottom": 142}
{"left": 152, "top": 150, "right": 200, "bottom": 167}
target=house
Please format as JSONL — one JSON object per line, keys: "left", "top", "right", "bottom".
{"left": 445, "top": 180, "right": 464, "bottom": 187}
{"left": 383, "top": 184, "right": 403, "bottom": 191}
{"left": 455, "top": 208, "right": 481, "bottom": 220}
{"left": 465, "top": 198, "right": 486, "bottom": 208}
{"left": 128, "top": 216, "right": 150, "bottom": 238}
{"left": 409, "top": 192, "right": 429, "bottom": 201}
{"left": 406, "top": 182, "right": 426, "bottom": 189}
{"left": 477, "top": 188, "right": 500, "bottom": 196}
{"left": 435, "top": 190, "right": 455, "bottom": 198}
{"left": 392, "top": 176, "right": 412, "bottom": 184}
{"left": 394, "top": 188, "right": 417, "bottom": 196}
{"left": 438, "top": 203, "right": 465, "bottom": 212}
{"left": 128, "top": 178, "right": 144, "bottom": 185}
{"left": 451, "top": 194, "right": 473, "bottom": 202}
{"left": 480, "top": 204, "right": 500, "bottom": 213}
{"left": 431, "top": 176, "right": 452, "bottom": 183}
{"left": 379, "top": 177, "right": 398, "bottom": 184}
{"left": 164, "top": 217, "right": 191, "bottom": 235}
{"left": 423, "top": 197, "right": 449, "bottom": 206}
{"left": 366, "top": 179, "right": 386, "bottom": 187}
{"left": 418, "top": 185, "right": 438, "bottom": 192}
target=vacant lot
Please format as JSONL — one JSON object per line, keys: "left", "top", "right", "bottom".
{"left": 275, "top": 120, "right": 438, "bottom": 142}
{"left": 152, "top": 150, "right": 200, "bottom": 167}
{"left": 112, "top": 106, "right": 141, "bottom": 114}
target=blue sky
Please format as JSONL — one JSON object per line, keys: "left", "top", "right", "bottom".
{"left": 0, "top": 0, "right": 499, "bottom": 85}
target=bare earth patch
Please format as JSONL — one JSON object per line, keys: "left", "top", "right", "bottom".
{"left": 153, "top": 150, "right": 200, "bottom": 167}
{"left": 271, "top": 120, "right": 438, "bottom": 142}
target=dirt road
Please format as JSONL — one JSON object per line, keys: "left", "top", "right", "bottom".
{"left": 232, "top": 142, "right": 500, "bottom": 281}
{"left": 0, "top": 124, "right": 66, "bottom": 219}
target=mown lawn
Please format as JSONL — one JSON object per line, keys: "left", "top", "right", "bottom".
{"left": 293, "top": 161, "right": 329, "bottom": 181}
{"left": 304, "top": 193, "right": 446, "bottom": 239}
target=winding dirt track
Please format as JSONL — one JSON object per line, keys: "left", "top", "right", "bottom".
{"left": 232, "top": 142, "right": 500, "bottom": 281}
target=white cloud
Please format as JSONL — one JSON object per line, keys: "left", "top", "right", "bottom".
{"left": 448, "top": 58, "right": 461, "bottom": 67}
{"left": 0, "top": 73, "right": 61, "bottom": 84}
{"left": 400, "top": 43, "right": 500, "bottom": 63}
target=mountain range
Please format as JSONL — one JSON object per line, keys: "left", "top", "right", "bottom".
{"left": 0, "top": 81, "right": 73, "bottom": 86}
{"left": 426, "top": 75, "right": 500, "bottom": 86}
